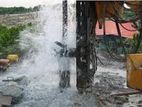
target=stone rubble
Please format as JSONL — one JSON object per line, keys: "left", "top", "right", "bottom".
{"left": 0, "top": 75, "right": 28, "bottom": 104}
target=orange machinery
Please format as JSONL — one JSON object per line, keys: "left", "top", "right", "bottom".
{"left": 127, "top": 54, "right": 142, "bottom": 90}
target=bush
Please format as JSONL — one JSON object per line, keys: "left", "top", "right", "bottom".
{"left": 0, "top": 25, "right": 27, "bottom": 58}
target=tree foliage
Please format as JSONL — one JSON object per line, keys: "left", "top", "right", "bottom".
{"left": 123, "top": 9, "right": 137, "bottom": 20}
{"left": 0, "top": 24, "right": 28, "bottom": 58}
{"left": 0, "top": 6, "right": 40, "bottom": 15}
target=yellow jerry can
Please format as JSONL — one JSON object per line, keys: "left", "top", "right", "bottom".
{"left": 127, "top": 54, "right": 142, "bottom": 91}
{"left": 7, "top": 54, "right": 19, "bottom": 62}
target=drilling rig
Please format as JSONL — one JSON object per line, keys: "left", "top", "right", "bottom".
{"left": 60, "top": 1, "right": 142, "bottom": 93}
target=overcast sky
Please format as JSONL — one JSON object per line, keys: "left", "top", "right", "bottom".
{"left": 0, "top": 0, "right": 67, "bottom": 7}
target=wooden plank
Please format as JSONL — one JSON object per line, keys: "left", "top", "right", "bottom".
{"left": 110, "top": 88, "right": 141, "bottom": 96}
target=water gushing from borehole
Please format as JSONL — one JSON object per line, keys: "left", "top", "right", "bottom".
{"left": 0, "top": 1, "right": 77, "bottom": 106}
{"left": 0, "top": 1, "right": 127, "bottom": 107}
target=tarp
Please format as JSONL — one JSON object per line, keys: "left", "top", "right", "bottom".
{"left": 95, "top": 21, "right": 137, "bottom": 38}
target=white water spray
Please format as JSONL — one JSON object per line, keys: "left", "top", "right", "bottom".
{"left": 0, "top": 1, "right": 127, "bottom": 107}
{"left": 0, "top": 1, "right": 77, "bottom": 107}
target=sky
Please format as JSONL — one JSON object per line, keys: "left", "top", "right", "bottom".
{"left": 0, "top": 0, "right": 129, "bottom": 8}
{"left": 0, "top": 0, "right": 68, "bottom": 7}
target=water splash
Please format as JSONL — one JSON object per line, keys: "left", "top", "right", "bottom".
{"left": 0, "top": 1, "right": 127, "bottom": 107}
{"left": 0, "top": 1, "right": 77, "bottom": 107}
